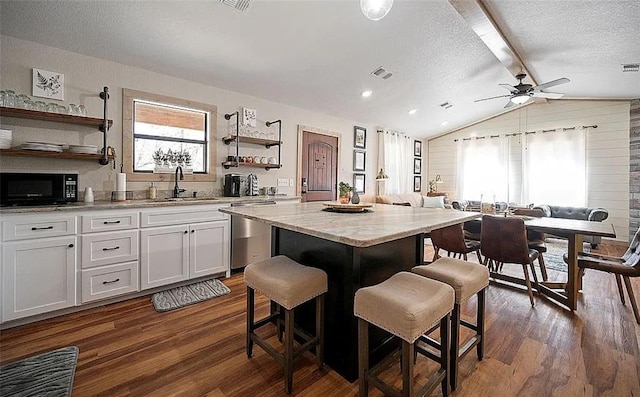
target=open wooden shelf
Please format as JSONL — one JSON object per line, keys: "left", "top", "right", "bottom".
{"left": 0, "top": 107, "right": 113, "bottom": 128}
{"left": 0, "top": 148, "right": 115, "bottom": 161}
{"left": 221, "top": 135, "right": 281, "bottom": 148}
{"left": 221, "top": 161, "right": 281, "bottom": 170}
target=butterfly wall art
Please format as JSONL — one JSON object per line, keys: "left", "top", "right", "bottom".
{"left": 32, "top": 68, "right": 64, "bottom": 100}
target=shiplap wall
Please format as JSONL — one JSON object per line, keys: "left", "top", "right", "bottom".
{"left": 427, "top": 100, "right": 631, "bottom": 241}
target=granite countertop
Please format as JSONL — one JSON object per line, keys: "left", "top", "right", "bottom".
{"left": 219, "top": 202, "right": 481, "bottom": 247}
{"left": 0, "top": 195, "right": 300, "bottom": 214}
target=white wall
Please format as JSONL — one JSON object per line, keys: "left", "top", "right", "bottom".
{"left": 0, "top": 36, "right": 379, "bottom": 198}
{"left": 428, "top": 100, "right": 631, "bottom": 241}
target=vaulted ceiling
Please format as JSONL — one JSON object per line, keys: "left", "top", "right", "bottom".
{"left": 1, "top": 0, "right": 639, "bottom": 138}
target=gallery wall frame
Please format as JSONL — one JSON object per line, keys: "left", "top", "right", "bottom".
{"left": 354, "top": 126, "right": 366, "bottom": 149}
{"left": 353, "top": 173, "right": 365, "bottom": 193}
{"left": 414, "top": 176, "right": 422, "bottom": 192}
{"left": 414, "top": 140, "right": 422, "bottom": 157}
{"left": 414, "top": 157, "right": 421, "bottom": 174}
{"left": 354, "top": 150, "right": 366, "bottom": 171}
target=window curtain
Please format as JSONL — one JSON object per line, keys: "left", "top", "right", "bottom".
{"left": 377, "top": 129, "right": 412, "bottom": 194}
{"left": 456, "top": 136, "right": 509, "bottom": 202}
{"left": 522, "top": 128, "right": 586, "bottom": 206}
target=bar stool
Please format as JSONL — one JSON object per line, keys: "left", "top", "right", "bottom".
{"left": 354, "top": 271, "right": 454, "bottom": 397}
{"left": 244, "top": 255, "right": 328, "bottom": 394}
{"left": 412, "top": 257, "right": 489, "bottom": 391}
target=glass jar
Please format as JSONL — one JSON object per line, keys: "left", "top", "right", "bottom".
{"left": 46, "top": 102, "right": 58, "bottom": 113}
{"left": 4, "top": 90, "right": 16, "bottom": 108}
{"left": 34, "top": 101, "right": 46, "bottom": 112}
{"left": 78, "top": 105, "right": 87, "bottom": 116}
{"left": 16, "top": 94, "right": 30, "bottom": 109}
{"left": 0, "top": 90, "right": 6, "bottom": 107}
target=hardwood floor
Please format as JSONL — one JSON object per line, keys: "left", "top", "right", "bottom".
{"left": 1, "top": 241, "right": 638, "bottom": 396}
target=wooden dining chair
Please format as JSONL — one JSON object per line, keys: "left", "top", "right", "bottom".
{"left": 513, "top": 208, "right": 549, "bottom": 281}
{"left": 480, "top": 215, "right": 540, "bottom": 306}
{"left": 431, "top": 223, "right": 482, "bottom": 263}
{"left": 564, "top": 227, "right": 640, "bottom": 324}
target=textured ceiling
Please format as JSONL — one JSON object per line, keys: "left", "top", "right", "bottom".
{"left": 1, "top": 0, "right": 639, "bottom": 139}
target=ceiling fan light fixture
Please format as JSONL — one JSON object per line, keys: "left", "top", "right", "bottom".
{"left": 511, "top": 94, "right": 531, "bottom": 105}
{"left": 360, "top": 0, "right": 393, "bottom": 21}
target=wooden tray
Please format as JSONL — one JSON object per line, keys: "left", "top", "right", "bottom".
{"left": 322, "top": 202, "right": 373, "bottom": 213}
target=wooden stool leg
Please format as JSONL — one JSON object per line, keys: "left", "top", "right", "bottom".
{"left": 441, "top": 313, "right": 451, "bottom": 397}
{"left": 623, "top": 276, "right": 640, "bottom": 324}
{"left": 450, "top": 303, "right": 461, "bottom": 391}
{"left": 402, "top": 340, "right": 414, "bottom": 397}
{"left": 316, "top": 294, "right": 325, "bottom": 369}
{"left": 522, "top": 265, "right": 535, "bottom": 307}
{"left": 246, "top": 286, "right": 254, "bottom": 358}
{"left": 615, "top": 274, "right": 626, "bottom": 304}
{"left": 358, "top": 318, "right": 369, "bottom": 397}
{"left": 477, "top": 288, "right": 486, "bottom": 360}
{"left": 284, "top": 308, "right": 294, "bottom": 394}
{"left": 538, "top": 254, "right": 548, "bottom": 281}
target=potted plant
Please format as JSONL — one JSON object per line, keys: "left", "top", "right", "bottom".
{"left": 338, "top": 182, "right": 352, "bottom": 204}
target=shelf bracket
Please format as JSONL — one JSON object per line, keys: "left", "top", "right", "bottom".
{"left": 265, "top": 119, "right": 282, "bottom": 168}
{"left": 98, "top": 87, "right": 110, "bottom": 165}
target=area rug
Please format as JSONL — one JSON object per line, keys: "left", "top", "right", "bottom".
{"left": 542, "top": 237, "right": 591, "bottom": 272}
{"left": 0, "top": 346, "right": 78, "bottom": 397}
{"left": 151, "top": 278, "right": 231, "bottom": 312}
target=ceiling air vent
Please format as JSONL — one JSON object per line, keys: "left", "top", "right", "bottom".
{"left": 439, "top": 102, "right": 453, "bottom": 110}
{"left": 219, "top": 0, "right": 251, "bottom": 12}
{"left": 371, "top": 66, "right": 393, "bottom": 80}
{"left": 622, "top": 63, "right": 640, "bottom": 72}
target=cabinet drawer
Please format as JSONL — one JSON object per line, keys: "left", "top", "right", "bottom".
{"left": 140, "top": 204, "right": 228, "bottom": 228}
{"left": 81, "top": 212, "right": 139, "bottom": 233}
{"left": 81, "top": 261, "right": 139, "bottom": 303}
{"left": 2, "top": 214, "right": 77, "bottom": 241}
{"left": 81, "top": 230, "right": 139, "bottom": 269}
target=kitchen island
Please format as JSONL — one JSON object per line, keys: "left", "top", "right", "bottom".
{"left": 219, "top": 202, "right": 480, "bottom": 382}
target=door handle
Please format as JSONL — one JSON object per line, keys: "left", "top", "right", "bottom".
{"left": 301, "top": 177, "right": 307, "bottom": 193}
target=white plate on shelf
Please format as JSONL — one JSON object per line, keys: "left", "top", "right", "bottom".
{"left": 21, "top": 142, "right": 64, "bottom": 152}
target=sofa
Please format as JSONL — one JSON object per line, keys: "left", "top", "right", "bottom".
{"left": 376, "top": 193, "right": 452, "bottom": 209}
{"left": 533, "top": 204, "right": 609, "bottom": 248}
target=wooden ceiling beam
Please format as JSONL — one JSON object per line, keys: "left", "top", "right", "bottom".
{"left": 448, "top": 0, "right": 538, "bottom": 87}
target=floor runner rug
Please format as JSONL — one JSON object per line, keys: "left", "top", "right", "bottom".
{"left": 0, "top": 346, "right": 78, "bottom": 397}
{"left": 151, "top": 278, "right": 231, "bottom": 312}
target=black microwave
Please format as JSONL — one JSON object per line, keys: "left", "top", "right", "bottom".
{"left": 0, "top": 173, "right": 78, "bottom": 206}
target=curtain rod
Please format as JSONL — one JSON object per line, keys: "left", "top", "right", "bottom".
{"left": 453, "top": 124, "right": 597, "bottom": 142}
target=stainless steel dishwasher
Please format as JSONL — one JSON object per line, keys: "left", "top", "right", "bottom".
{"left": 230, "top": 200, "right": 277, "bottom": 269}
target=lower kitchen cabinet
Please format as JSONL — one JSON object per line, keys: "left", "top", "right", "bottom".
{"left": 140, "top": 220, "right": 229, "bottom": 290}
{"left": 81, "top": 261, "right": 139, "bottom": 303}
{"left": 2, "top": 236, "right": 77, "bottom": 321}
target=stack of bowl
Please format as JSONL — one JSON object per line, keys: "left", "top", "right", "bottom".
{"left": 0, "top": 129, "right": 12, "bottom": 149}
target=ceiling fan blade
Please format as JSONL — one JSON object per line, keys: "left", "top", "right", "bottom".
{"left": 499, "top": 83, "right": 518, "bottom": 92}
{"left": 474, "top": 94, "right": 511, "bottom": 102}
{"left": 532, "top": 91, "right": 565, "bottom": 99}
{"left": 533, "top": 77, "right": 570, "bottom": 91}
{"left": 504, "top": 100, "right": 515, "bottom": 108}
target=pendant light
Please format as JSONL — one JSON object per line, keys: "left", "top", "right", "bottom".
{"left": 360, "top": 0, "right": 393, "bottom": 21}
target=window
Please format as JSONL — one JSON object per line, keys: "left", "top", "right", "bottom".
{"left": 456, "top": 136, "right": 509, "bottom": 202}
{"left": 123, "top": 89, "right": 217, "bottom": 182}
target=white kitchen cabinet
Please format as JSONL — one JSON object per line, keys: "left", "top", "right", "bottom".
{"left": 81, "top": 261, "right": 139, "bottom": 303}
{"left": 140, "top": 224, "right": 190, "bottom": 290}
{"left": 2, "top": 236, "right": 77, "bottom": 321}
{"left": 189, "top": 221, "right": 230, "bottom": 278}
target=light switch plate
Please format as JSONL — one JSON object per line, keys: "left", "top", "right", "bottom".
{"left": 277, "top": 178, "right": 289, "bottom": 187}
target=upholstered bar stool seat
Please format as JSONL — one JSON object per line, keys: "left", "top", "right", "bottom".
{"left": 412, "top": 257, "right": 489, "bottom": 391}
{"left": 355, "top": 271, "right": 455, "bottom": 397}
{"left": 244, "top": 255, "right": 328, "bottom": 394}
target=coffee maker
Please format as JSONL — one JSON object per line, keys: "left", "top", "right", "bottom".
{"left": 223, "top": 174, "right": 244, "bottom": 197}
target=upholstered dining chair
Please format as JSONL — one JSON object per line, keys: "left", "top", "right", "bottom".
{"left": 513, "top": 208, "right": 549, "bottom": 281}
{"left": 480, "top": 215, "right": 540, "bottom": 306}
{"left": 430, "top": 223, "right": 482, "bottom": 263}
{"left": 564, "top": 227, "right": 640, "bottom": 324}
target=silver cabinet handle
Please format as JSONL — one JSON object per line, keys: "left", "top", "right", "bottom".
{"left": 102, "top": 278, "right": 120, "bottom": 285}
{"left": 32, "top": 226, "right": 54, "bottom": 230}
{"left": 102, "top": 246, "right": 120, "bottom": 251}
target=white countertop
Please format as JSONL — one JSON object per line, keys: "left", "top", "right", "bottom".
{"left": 219, "top": 202, "right": 481, "bottom": 247}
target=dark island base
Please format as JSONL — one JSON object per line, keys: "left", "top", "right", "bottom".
{"left": 271, "top": 227, "right": 425, "bottom": 382}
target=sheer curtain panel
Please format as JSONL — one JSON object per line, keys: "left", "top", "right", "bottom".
{"left": 377, "top": 130, "right": 412, "bottom": 194}
{"left": 456, "top": 136, "right": 509, "bottom": 202}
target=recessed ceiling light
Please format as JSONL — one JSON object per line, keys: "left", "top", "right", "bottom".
{"left": 441, "top": 121, "right": 448, "bottom": 126}
{"left": 361, "top": 90, "right": 372, "bottom": 98}
{"left": 408, "top": 109, "right": 417, "bottom": 115}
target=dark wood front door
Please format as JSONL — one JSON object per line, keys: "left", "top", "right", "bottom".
{"left": 301, "top": 130, "right": 338, "bottom": 202}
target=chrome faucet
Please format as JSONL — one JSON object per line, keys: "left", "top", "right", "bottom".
{"left": 173, "top": 166, "right": 186, "bottom": 198}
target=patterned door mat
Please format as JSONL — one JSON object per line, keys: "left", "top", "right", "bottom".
{"left": 151, "top": 279, "right": 231, "bottom": 312}
{"left": 0, "top": 346, "right": 78, "bottom": 397}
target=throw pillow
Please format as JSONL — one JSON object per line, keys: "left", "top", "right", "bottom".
{"left": 422, "top": 195, "right": 445, "bottom": 208}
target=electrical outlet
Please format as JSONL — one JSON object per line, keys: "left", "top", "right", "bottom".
{"left": 289, "top": 179, "right": 294, "bottom": 187}
{"left": 277, "top": 178, "right": 289, "bottom": 187}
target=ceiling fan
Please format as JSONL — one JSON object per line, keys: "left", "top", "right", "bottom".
{"left": 475, "top": 73, "right": 570, "bottom": 108}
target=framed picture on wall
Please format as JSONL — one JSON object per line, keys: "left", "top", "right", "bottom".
{"left": 354, "top": 126, "right": 366, "bottom": 149}
{"left": 414, "top": 140, "right": 422, "bottom": 157}
{"left": 414, "top": 158, "right": 421, "bottom": 174}
{"left": 354, "top": 150, "right": 366, "bottom": 171}
{"left": 353, "top": 173, "right": 365, "bottom": 193}
{"left": 414, "top": 176, "right": 422, "bottom": 192}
